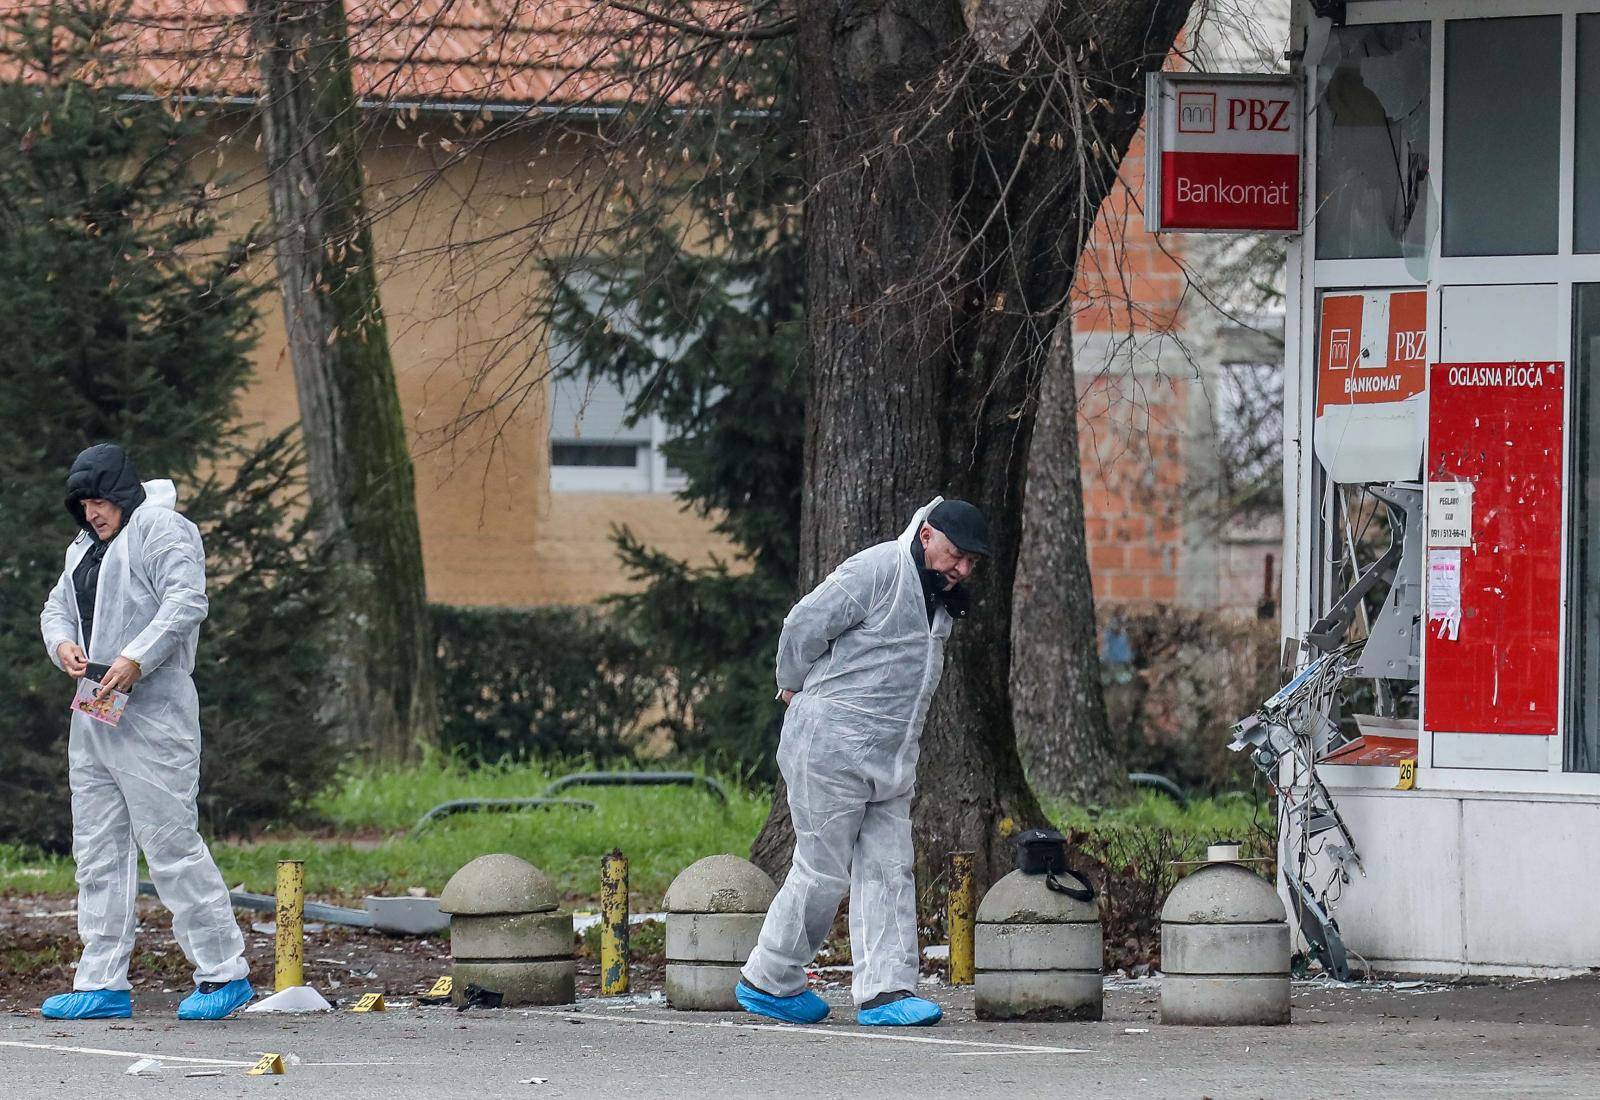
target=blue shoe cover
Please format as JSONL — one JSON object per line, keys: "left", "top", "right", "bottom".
{"left": 734, "top": 980, "right": 830, "bottom": 1024}
{"left": 857, "top": 995, "right": 943, "bottom": 1026}
{"left": 177, "top": 978, "right": 255, "bottom": 1021}
{"left": 40, "top": 989, "right": 132, "bottom": 1020}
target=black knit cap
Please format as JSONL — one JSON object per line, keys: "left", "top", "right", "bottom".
{"left": 927, "top": 499, "right": 990, "bottom": 556}
{"left": 64, "top": 443, "right": 146, "bottom": 536}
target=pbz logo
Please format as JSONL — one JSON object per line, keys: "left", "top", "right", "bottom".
{"left": 1392, "top": 328, "right": 1426, "bottom": 365}
{"left": 1227, "top": 98, "right": 1291, "bottom": 132}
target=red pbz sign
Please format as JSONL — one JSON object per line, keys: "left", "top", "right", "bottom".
{"left": 1144, "top": 73, "right": 1301, "bottom": 233}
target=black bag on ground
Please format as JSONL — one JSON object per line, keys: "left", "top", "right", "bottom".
{"left": 1013, "top": 827, "right": 1096, "bottom": 903}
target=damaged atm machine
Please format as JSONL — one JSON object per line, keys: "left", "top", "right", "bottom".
{"left": 1148, "top": 0, "right": 1600, "bottom": 977}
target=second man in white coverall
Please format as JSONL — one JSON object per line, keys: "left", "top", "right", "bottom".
{"left": 737, "top": 496, "right": 988, "bottom": 1027}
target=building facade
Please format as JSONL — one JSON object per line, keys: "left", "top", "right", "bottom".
{"left": 71, "top": 2, "right": 1277, "bottom": 615}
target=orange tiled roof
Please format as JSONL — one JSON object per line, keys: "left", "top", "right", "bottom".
{"left": 7, "top": 1, "right": 748, "bottom": 107}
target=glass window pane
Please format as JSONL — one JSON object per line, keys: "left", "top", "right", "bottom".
{"left": 1314, "top": 23, "right": 1430, "bottom": 260}
{"left": 1443, "top": 16, "right": 1560, "bottom": 257}
{"left": 1568, "top": 287, "right": 1600, "bottom": 771}
{"left": 1576, "top": 16, "right": 1600, "bottom": 252}
{"left": 551, "top": 442, "right": 641, "bottom": 468}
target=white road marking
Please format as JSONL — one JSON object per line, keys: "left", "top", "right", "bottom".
{"left": 522, "top": 1009, "right": 1093, "bottom": 1055}
{"left": 0, "top": 1040, "right": 251, "bottom": 1066}
{"left": 0, "top": 1040, "right": 425, "bottom": 1070}
{"left": 938, "top": 1049, "right": 1094, "bottom": 1057}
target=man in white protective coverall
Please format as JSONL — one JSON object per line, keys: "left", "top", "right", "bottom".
{"left": 737, "top": 496, "right": 988, "bottom": 1027}
{"left": 37, "top": 443, "right": 254, "bottom": 1021}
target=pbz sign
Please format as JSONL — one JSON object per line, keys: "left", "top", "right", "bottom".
{"left": 1146, "top": 73, "right": 1302, "bottom": 234}
{"left": 1229, "top": 97, "right": 1292, "bottom": 133}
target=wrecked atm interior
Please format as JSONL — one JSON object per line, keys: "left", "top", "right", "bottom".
{"left": 1260, "top": 0, "right": 1600, "bottom": 976}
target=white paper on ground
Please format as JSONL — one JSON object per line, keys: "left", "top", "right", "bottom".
{"left": 124, "top": 1058, "right": 163, "bottom": 1076}
{"left": 244, "top": 985, "right": 333, "bottom": 1013}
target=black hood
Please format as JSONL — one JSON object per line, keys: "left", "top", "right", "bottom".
{"left": 65, "top": 443, "right": 146, "bottom": 538}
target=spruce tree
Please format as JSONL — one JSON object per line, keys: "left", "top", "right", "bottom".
{"left": 546, "top": 41, "right": 804, "bottom": 776}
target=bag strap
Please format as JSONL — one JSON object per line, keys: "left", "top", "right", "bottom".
{"left": 1044, "top": 869, "right": 1096, "bottom": 903}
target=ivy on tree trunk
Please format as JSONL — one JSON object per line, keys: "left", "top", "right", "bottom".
{"left": 247, "top": 0, "right": 438, "bottom": 759}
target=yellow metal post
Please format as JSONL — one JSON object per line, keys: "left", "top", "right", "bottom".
{"left": 948, "top": 851, "right": 976, "bottom": 986}
{"left": 600, "top": 848, "right": 629, "bottom": 996}
{"left": 274, "top": 859, "right": 305, "bottom": 991}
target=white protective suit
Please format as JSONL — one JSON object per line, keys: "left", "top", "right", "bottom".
{"left": 742, "top": 498, "right": 953, "bottom": 1004}
{"left": 40, "top": 478, "right": 248, "bottom": 992}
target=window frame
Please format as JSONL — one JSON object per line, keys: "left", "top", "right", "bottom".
{"left": 544, "top": 272, "right": 690, "bottom": 496}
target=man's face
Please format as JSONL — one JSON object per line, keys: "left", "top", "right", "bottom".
{"left": 920, "top": 524, "right": 981, "bottom": 590}
{"left": 82, "top": 498, "right": 124, "bottom": 541}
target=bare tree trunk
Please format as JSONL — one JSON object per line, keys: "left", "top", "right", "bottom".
{"left": 248, "top": 0, "right": 438, "bottom": 760}
{"left": 1013, "top": 318, "right": 1128, "bottom": 802}
{"left": 752, "top": 0, "right": 958, "bottom": 884}
{"left": 752, "top": 0, "right": 1189, "bottom": 891}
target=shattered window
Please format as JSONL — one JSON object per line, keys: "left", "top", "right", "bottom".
{"left": 1566, "top": 285, "right": 1600, "bottom": 773}
{"left": 1443, "top": 16, "right": 1560, "bottom": 256}
{"left": 1575, "top": 16, "right": 1600, "bottom": 253}
{"left": 1314, "top": 23, "right": 1430, "bottom": 261}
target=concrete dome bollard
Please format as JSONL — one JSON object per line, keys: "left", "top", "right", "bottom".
{"left": 975, "top": 869, "right": 1103, "bottom": 1021}
{"left": 439, "top": 853, "right": 575, "bottom": 1006}
{"left": 664, "top": 854, "right": 777, "bottom": 1010}
{"left": 1160, "top": 845, "right": 1290, "bottom": 1026}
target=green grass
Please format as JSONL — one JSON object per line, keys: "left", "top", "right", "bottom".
{"left": 0, "top": 843, "right": 74, "bottom": 895}
{"left": 0, "top": 762, "right": 1268, "bottom": 906}
{"left": 1045, "top": 791, "right": 1270, "bottom": 840}
{"left": 1, "top": 758, "right": 771, "bottom": 907}
{"left": 1045, "top": 791, "right": 1276, "bottom": 867}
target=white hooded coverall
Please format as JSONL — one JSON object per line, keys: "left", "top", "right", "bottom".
{"left": 40, "top": 479, "right": 249, "bottom": 991}
{"left": 742, "top": 499, "right": 953, "bottom": 1004}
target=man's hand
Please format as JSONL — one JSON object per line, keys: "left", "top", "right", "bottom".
{"left": 56, "top": 642, "right": 88, "bottom": 678}
{"left": 97, "top": 656, "right": 142, "bottom": 695}
{"left": 779, "top": 690, "right": 796, "bottom": 705}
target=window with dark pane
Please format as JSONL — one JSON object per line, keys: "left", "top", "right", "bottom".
{"left": 1443, "top": 16, "right": 1560, "bottom": 257}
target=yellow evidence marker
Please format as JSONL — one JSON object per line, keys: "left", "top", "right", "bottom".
{"left": 352, "top": 993, "right": 386, "bottom": 1013}
{"left": 247, "top": 1053, "right": 286, "bottom": 1076}
{"left": 1396, "top": 759, "right": 1417, "bottom": 790}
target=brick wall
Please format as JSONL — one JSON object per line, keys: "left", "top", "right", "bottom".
{"left": 1070, "top": 131, "right": 1198, "bottom": 608}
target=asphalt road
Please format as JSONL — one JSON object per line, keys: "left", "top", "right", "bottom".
{"left": 5, "top": 978, "right": 1600, "bottom": 1098}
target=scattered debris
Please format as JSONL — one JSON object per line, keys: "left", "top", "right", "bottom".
{"left": 250, "top": 921, "right": 326, "bottom": 935}
{"left": 573, "top": 910, "right": 665, "bottom": 934}
{"left": 458, "top": 983, "right": 504, "bottom": 1010}
{"left": 1293, "top": 976, "right": 1450, "bottom": 996}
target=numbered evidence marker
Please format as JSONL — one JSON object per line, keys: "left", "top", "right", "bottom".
{"left": 1396, "top": 759, "right": 1417, "bottom": 791}
{"left": 247, "top": 1053, "right": 286, "bottom": 1076}
{"left": 352, "top": 992, "right": 387, "bottom": 1013}
{"left": 418, "top": 976, "right": 453, "bottom": 1005}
